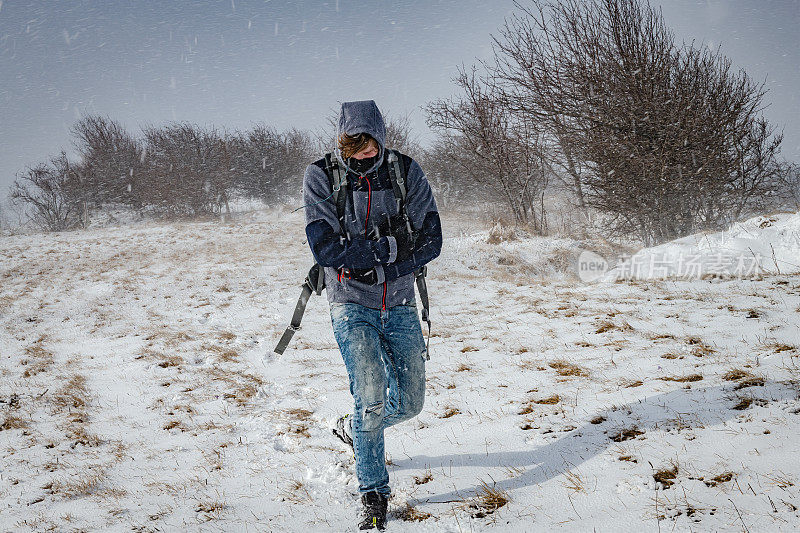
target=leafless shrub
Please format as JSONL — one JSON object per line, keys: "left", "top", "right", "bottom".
{"left": 426, "top": 67, "right": 550, "bottom": 230}
{"left": 9, "top": 152, "right": 84, "bottom": 231}
{"left": 491, "top": 0, "right": 785, "bottom": 245}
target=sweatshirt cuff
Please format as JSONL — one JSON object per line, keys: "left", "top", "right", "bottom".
{"left": 374, "top": 265, "right": 386, "bottom": 285}
{"left": 385, "top": 236, "right": 397, "bottom": 263}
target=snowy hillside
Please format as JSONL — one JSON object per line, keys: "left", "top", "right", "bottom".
{"left": 602, "top": 211, "right": 800, "bottom": 281}
{"left": 1, "top": 209, "right": 799, "bottom": 531}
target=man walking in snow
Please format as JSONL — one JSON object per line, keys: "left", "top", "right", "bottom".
{"left": 302, "top": 100, "right": 442, "bottom": 529}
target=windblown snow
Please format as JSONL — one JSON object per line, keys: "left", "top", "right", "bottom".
{"left": 1, "top": 208, "right": 799, "bottom": 531}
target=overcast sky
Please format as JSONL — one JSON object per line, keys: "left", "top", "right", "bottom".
{"left": 1, "top": 0, "right": 798, "bottom": 200}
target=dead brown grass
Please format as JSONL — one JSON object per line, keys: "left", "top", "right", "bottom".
{"left": 686, "top": 337, "right": 716, "bottom": 357}
{"left": 21, "top": 342, "right": 55, "bottom": 378}
{"left": 659, "top": 374, "right": 703, "bottom": 383}
{"left": 533, "top": 394, "right": 561, "bottom": 405}
{"left": 466, "top": 481, "right": 509, "bottom": 518}
{"left": 769, "top": 343, "right": 796, "bottom": 353}
{"left": 45, "top": 467, "right": 107, "bottom": 499}
{"left": 610, "top": 427, "right": 644, "bottom": 442}
{"left": 395, "top": 502, "right": 432, "bottom": 522}
{"left": 549, "top": 360, "right": 589, "bottom": 377}
{"left": 653, "top": 464, "right": 679, "bottom": 489}
{"left": 52, "top": 375, "right": 89, "bottom": 411}
{"left": 413, "top": 471, "right": 433, "bottom": 485}
{"left": 722, "top": 368, "right": 752, "bottom": 381}
{"left": 440, "top": 406, "right": 460, "bottom": 418}
{"left": 734, "top": 376, "right": 765, "bottom": 390}
{"left": 704, "top": 472, "right": 735, "bottom": 487}
{"left": 0, "top": 414, "right": 28, "bottom": 431}
{"left": 732, "top": 397, "right": 753, "bottom": 410}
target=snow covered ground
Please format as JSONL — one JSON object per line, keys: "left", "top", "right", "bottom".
{"left": 1, "top": 208, "right": 799, "bottom": 532}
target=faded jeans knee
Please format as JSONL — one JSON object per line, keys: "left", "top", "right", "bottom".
{"left": 361, "top": 400, "right": 385, "bottom": 431}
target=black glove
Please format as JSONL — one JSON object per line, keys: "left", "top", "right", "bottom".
{"left": 338, "top": 267, "right": 379, "bottom": 285}
{"left": 371, "top": 213, "right": 417, "bottom": 263}
{"left": 392, "top": 228, "right": 417, "bottom": 263}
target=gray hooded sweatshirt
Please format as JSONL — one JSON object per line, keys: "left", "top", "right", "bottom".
{"left": 302, "top": 100, "right": 440, "bottom": 310}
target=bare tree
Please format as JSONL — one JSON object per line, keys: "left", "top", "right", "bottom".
{"left": 491, "top": 0, "right": 784, "bottom": 245}
{"left": 140, "top": 124, "right": 234, "bottom": 218}
{"left": 9, "top": 152, "right": 83, "bottom": 232}
{"left": 230, "top": 125, "right": 314, "bottom": 206}
{"left": 71, "top": 115, "right": 144, "bottom": 214}
{"left": 426, "top": 66, "right": 550, "bottom": 230}
{"left": 775, "top": 162, "right": 800, "bottom": 210}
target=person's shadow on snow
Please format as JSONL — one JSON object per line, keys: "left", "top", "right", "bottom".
{"left": 390, "top": 380, "right": 797, "bottom": 503}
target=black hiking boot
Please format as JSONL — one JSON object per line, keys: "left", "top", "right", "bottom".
{"left": 332, "top": 414, "right": 354, "bottom": 450}
{"left": 358, "top": 491, "right": 388, "bottom": 530}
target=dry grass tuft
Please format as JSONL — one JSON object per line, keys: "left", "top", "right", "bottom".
{"left": 281, "top": 480, "right": 312, "bottom": 503}
{"left": 195, "top": 500, "right": 225, "bottom": 520}
{"left": 286, "top": 408, "right": 313, "bottom": 421}
{"left": 455, "top": 362, "right": 473, "bottom": 372}
{"left": 769, "top": 343, "right": 796, "bottom": 353}
{"left": 21, "top": 343, "right": 55, "bottom": 378}
{"left": 549, "top": 360, "right": 589, "bottom": 378}
{"left": 685, "top": 337, "right": 716, "bottom": 357}
{"left": 650, "top": 333, "right": 676, "bottom": 341}
{"left": 590, "top": 415, "right": 606, "bottom": 424}
{"left": 439, "top": 406, "right": 460, "bottom": 418}
{"left": 653, "top": 464, "right": 679, "bottom": 489}
{"left": 610, "top": 427, "right": 644, "bottom": 442}
{"left": 0, "top": 414, "right": 28, "bottom": 431}
{"left": 466, "top": 480, "right": 509, "bottom": 518}
{"left": 704, "top": 472, "right": 735, "bottom": 487}
{"left": 732, "top": 397, "right": 753, "bottom": 410}
{"left": 52, "top": 375, "right": 89, "bottom": 411}
{"left": 722, "top": 368, "right": 752, "bottom": 381}
{"left": 595, "top": 321, "right": 616, "bottom": 334}
{"left": 460, "top": 346, "right": 478, "bottom": 353}
{"left": 413, "top": 470, "right": 433, "bottom": 485}
{"left": 156, "top": 355, "right": 184, "bottom": 368}
{"left": 46, "top": 468, "right": 106, "bottom": 499}
{"left": 659, "top": 374, "right": 703, "bottom": 383}
{"left": 395, "top": 502, "right": 432, "bottom": 522}
{"left": 734, "top": 376, "right": 765, "bottom": 390}
{"left": 561, "top": 470, "right": 585, "bottom": 493}
{"left": 533, "top": 394, "right": 560, "bottom": 405}
{"left": 163, "top": 420, "right": 183, "bottom": 431}
{"left": 206, "top": 367, "right": 264, "bottom": 406}
{"left": 621, "top": 379, "right": 643, "bottom": 388}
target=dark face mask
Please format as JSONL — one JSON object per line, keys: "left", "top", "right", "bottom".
{"left": 347, "top": 153, "right": 380, "bottom": 175}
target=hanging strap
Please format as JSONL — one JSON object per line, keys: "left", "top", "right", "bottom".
{"left": 274, "top": 263, "right": 325, "bottom": 355}
{"left": 414, "top": 265, "right": 431, "bottom": 360}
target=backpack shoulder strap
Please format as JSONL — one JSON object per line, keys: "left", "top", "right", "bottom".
{"left": 324, "top": 152, "right": 348, "bottom": 236}
{"left": 386, "top": 149, "right": 414, "bottom": 235}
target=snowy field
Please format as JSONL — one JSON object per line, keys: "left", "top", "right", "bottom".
{"left": 1, "top": 208, "right": 799, "bottom": 532}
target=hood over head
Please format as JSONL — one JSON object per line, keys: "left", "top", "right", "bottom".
{"left": 335, "top": 100, "right": 386, "bottom": 176}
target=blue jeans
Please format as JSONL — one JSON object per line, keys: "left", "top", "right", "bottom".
{"left": 330, "top": 302, "right": 427, "bottom": 496}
